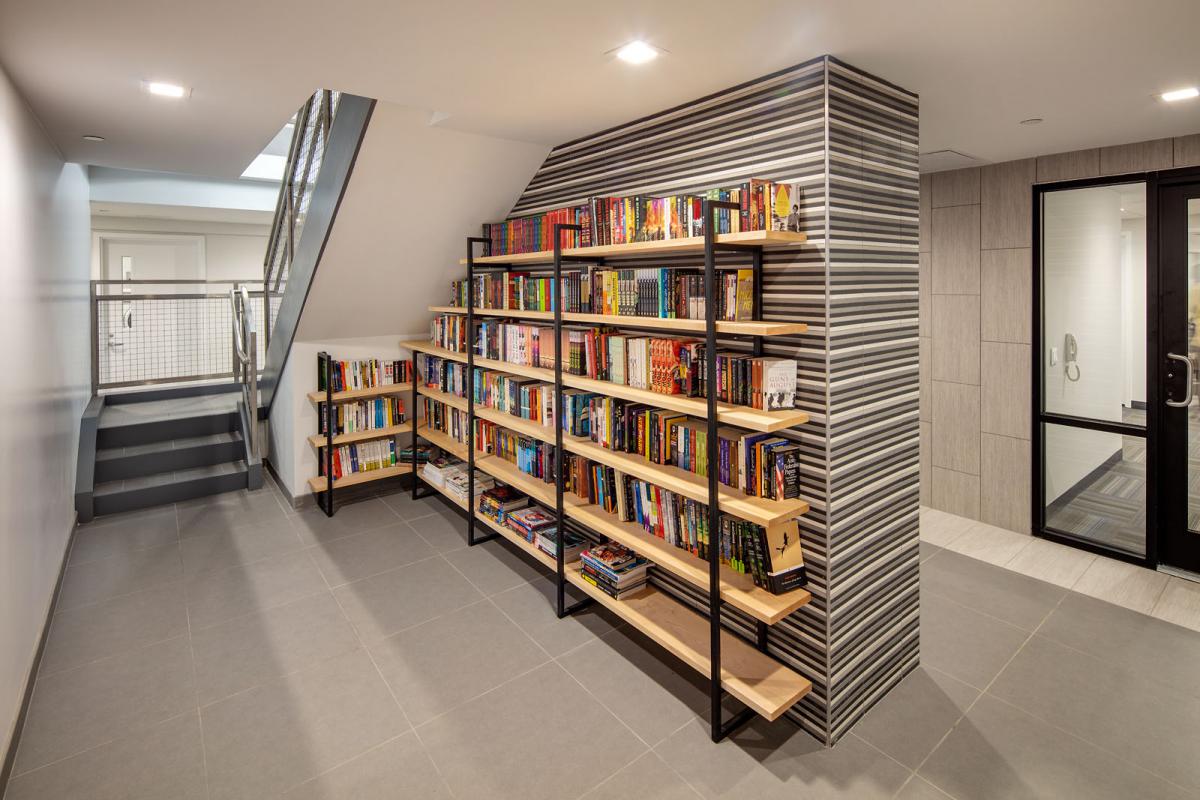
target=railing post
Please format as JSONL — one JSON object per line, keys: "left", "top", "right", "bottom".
{"left": 89, "top": 280, "right": 99, "bottom": 396}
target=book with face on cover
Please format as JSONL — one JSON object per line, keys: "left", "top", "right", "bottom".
{"left": 770, "top": 182, "right": 804, "bottom": 233}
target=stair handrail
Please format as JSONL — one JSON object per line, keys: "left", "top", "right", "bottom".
{"left": 230, "top": 285, "right": 257, "bottom": 457}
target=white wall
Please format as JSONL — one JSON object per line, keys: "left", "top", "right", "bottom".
{"left": 269, "top": 335, "right": 417, "bottom": 501}
{"left": 89, "top": 215, "right": 268, "bottom": 281}
{"left": 1121, "top": 216, "right": 1147, "bottom": 406}
{"left": 89, "top": 166, "right": 278, "bottom": 212}
{"left": 0, "top": 65, "right": 91, "bottom": 761}
{"left": 1042, "top": 186, "right": 1126, "bottom": 501}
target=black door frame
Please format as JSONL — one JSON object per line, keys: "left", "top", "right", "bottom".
{"left": 1156, "top": 168, "right": 1200, "bottom": 573}
{"left": 1031, "top": 171, "right": 1160, "bottom": 568}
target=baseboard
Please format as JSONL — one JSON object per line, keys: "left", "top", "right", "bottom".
{"left": 0, "top": 513, "right": 78, "bottom": 797}
{"left": 264, "top": 458, "right": 414, "bottom": 511}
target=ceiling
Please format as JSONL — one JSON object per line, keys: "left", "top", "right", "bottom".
{"left": 1, "top": 0, "right": 1198, "bottom": 177}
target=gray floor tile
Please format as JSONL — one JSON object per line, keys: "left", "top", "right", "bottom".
{"left": 318, "top": 497, "right": 401, "bottom": 532}
{"left": 281, "top": 732, "right": 453, "bottom": 799}
{"left": 919, "top": 542, "right": 942, "bottom": 563}
{"left": 1038, "top": 592, "right": 1200, "bottom": 700}
{"left": 14, "top": 636, "right": 196, "bottom": 773}
{"left": 580, "top": 751, "right": 702, "bottom": 800}
{"left": 895, "top": 776, "right": 955, "bottom": 800}
{"left": 176, "top": 490, "right": 287, "bottom": 537}
{"left": 69, "top": 508, "right": 178, "bottom": 565}
{"left": 990, "top": 634, "right": 1200, "bottom": 792}
{"left": 289, "top": 507, "right": 365, "bottom": 546}
{"left": 850, "top": 666, "right": 980, "bottom": 768}
{"left": 379, "top": 490, "right": 451, "bottom": 522}
{"left": 654, "top": 717, "right": 912, "bottom": 800}
{"left": 370, "top": 600, "right": 549, "bottom": 726}
{"left": 921, "top": 549, "right": 1066, "bottom": 631}
{"left": 40, "top": 584, "right": 188, "bottom": 676}
{"left": 191, "top": 591, "right": 359, "bottom": 705}
{"left": 332, "top": 556, "right": 484, "bottom": 644}
{"left": 920, "top": 592, "right": 1029, "bottom": 689}
{"left": 559, "top": 625, "right": 710, "bottom": 746}
{"left": 418, "top": 661, "right": 646, "bottom": 800}
{"left": 307, "top": 522, "right": 436, "bottom": 586}
{"left": 405, "top": 503, "right": 470, "bottom": 552}
{"left": 490, "top": 575, "right": 621, "bottom": 657}
{"left": 185, "top": 549, "right": 330, "bottom": 630}
{"left": 201, "top": 649, "right": 409, "bottom": 800}
{"left": 4, "top": 710, "right": 206, "bottom": 800}
{"left": 920, "top": 694, "right": 1191, "bottom": 800}
{"left": 442, "top": 537, "right": 551, "bottom": 595}
{"left": 178, "top": 517, "right": 305, "bottom": 577}
{"left": 57, "top": 542, "right": 184, "bottom": 610}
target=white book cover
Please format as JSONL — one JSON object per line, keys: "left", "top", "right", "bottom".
{"left": 762, "top": 359, "right": 797, "bottom": 410}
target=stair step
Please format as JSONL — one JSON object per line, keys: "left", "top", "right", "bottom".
{"left": 95, "top": 432, "right": 244, "bottom": 482}
{"left": 93, "top": 460, "right": 249, "bottom": 517}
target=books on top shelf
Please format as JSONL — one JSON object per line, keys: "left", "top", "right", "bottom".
{"left": 580, "top": 542, "right": 650, "bottom": 599}
{"left": 479, "top": 179, "right": 804, "bottom": 256}
{"left": 318, "top": 397, "right": 406, "bottom": 436}
{"left": 318, "top": 353, "right": 413, "bottom": 393}
{"left": 318, "top": 439, "right": 397, "bottom": 480}
{"left": 450, "top": 266, "right": 754, "bottom": 321}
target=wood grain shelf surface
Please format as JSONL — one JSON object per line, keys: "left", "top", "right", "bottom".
{"left": 407, "top": 341, "right": 809, "bottom": 433}
{"left": 428, "top": 306, "right": 807, "bottom": 337}
{"left": 415, "top": 385, "right": 468, "bottom": 411}
{"left": 307, "top": 463, "right": 410, "bottom": 493}
{"left": 306, "top": 421, "right": 412, "bottom": 448}
{"left": 414, "top": 425, "right": 469, "bottom": 460}
{"left": 306, "top": 383, "right": 413, "bottom": 403}
{"left": 457, "top": 229, "right": 809, "bottom": 266}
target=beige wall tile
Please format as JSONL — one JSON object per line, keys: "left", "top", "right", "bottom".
{"left": 981, "top": 342, "right": 1031, "bottom": 439}
{"left": 920, "top": 506, "right": 973, "bottom": 547}
{"left": 918, "top": 252, "right": 931, "bottom": 338}
{"left": 1099, "top": 138, "right": 1173, "bottom": 175}
{"left": 981, "top": 249, "right": 1032, "bottom": 344}
{"left": 932, "top": 168, "right": 980, "bottom": 208}
{"left": 932, "top": 295, "right": 981, "bottom": 385}
{"left": 1072, "top": 557, "right": 1168, "bottom": 615}
{"left": 980, "top": 433, "right": 1031, "bottom": 534}
{"left": 1004, "top": 536, "right": 1095, "bottom": 587}
{"left": 931, "top": 468, "right": 980, "bottom": 520}
{"left": 980, "top": 158, "right": 1035, "bottom": 250}
{"left": 1175, "top": 134, "right": 1200, "bottom": 168}
{"left": 932, "top": 381, "right": 980, "bottom": 474}
{"left": 1036, "top": 149, "right": 1100, "bottom": 183}
{"left": 931, "top": 205, "right": 980, "bottom": 294}
{"left": 919, "top": 420, "right": 931, "bottom": 506}
{"left": 919, "top": 336, "right": 931, "bottom": 422}
{"left": 919, "top": 173, "right": 932, "bottom": 252}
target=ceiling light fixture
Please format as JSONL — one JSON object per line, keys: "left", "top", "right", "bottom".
{"left": 82, "top": 134, "right": 105, "bottom": 142}
{"left": 1019, "top": 118, "right": 1043, "bottom": 125}
{"left": 614, "top": 41, "right": 659, "bottom": 65}
{"left": 144, "top": 81, "right": 189, "bottom": 98}
{"left": 1161, "top": 87, "right": 1199, "bottom": 102}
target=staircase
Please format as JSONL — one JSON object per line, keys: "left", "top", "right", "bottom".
{"left": 78, "top": 389, "right": 264, "bottom": 520}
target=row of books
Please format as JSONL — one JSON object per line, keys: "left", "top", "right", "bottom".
{"left": 449, "top": 266, "right": 754, "bottom": 321}
{"left": 317, "top": 438, "right": 397, "bottom": 480}
{"left": 470, "top": 319, "right": 797, "bottom": 409}
{"left": 481, "top": 181, "right": 803, "bottom": 256}
{"left": 317, "top": 398, "right": 405, "bottom": 436}
{"left": 317, "top": 354, "right": 413, "bottom": 393}
{"left": 421, "top": 399, "right": 499, "bottom": 454}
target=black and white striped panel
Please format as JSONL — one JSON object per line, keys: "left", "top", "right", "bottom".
{"left": 506, "top": 55, "right": 919, "bottom": 745}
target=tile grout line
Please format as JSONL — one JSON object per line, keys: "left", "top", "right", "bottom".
{"left": 182, "top": 586, "right": 213, "bottom": 800}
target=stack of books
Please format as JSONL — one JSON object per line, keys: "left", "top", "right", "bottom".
{"left": 477, "top": 485, "right": 529, "bottom": 522}
{"left": 445, "top": 467, "right": 493, "bottom": 504}
{"left": 536, "top": 528, "right": 587, "bottom": 562}
{"left": 398, "top": 444, "right": 432, "bottom": 464}
{"left": 504, "top": 505, "right": 558, "bottom": 544}
{"left": 318, "top": 354, "right": 412, "bottom": 392}
{"left": 579, "top": 543, "right": 650, "bottom": 599}
{"left": 421, "top": 455, "right": 461, "bottom": 488}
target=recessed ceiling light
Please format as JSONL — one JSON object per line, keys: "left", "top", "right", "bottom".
{"left": 1161, "top": 87, "right": 1199, "bottom": 102}
{"left": 144, "top": 81, "right": 189, "bottom": 98}
{"left": 82, "top": 134, "right": 105, "bottom": 142}
{"left": 614, "top": 41, "right": 660, "bottom": 65}
{"left": 1019, "top": 118, "right": 1043, "bottom": 125}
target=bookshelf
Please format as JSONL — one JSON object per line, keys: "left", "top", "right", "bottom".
{"left": 410, "top": 204, "right": 812, "bottom": 742}
{"left": 309, "top": 352, "right": 412, "bottom": 515}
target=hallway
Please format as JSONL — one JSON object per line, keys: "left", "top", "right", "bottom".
{"left": 5, "top": 485, "right": 1200, "bottom": 799}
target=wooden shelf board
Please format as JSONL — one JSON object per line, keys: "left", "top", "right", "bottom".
{"left": 416, "top": 384, "right": 468, "bottom": 411}
{"left": 414, "top": 425, "right": 469, "bottom": 460}
{"left": 562, "top": 565, "right": 810, "bottom": 719}
{"left": 306, "top": 422, "right": 412, "bottom": 448}
{"left": 307, "top": 463, "right": 409, "bottom": 493}
{"left": 306, "top": 383, "right": 413, "bottom": 403}
{"left": 429, "top": 306, "right": 807, "bottom": 337}
{"left": 409, "top": 341, "right": 808, "bottom": 433}
{"left": 458, "top": 230, "right": 809, "bottom": 266}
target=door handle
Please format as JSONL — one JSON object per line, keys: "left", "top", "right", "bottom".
{"left": 1166, "top": 352, "right": 1195, "bottom": 408}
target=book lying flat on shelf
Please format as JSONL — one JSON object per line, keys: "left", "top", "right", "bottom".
{"left": 478, "top": 485, "right": 530, "bottom": 521}
{"left": 580, "top": 542, "right": 650, "bottom": 599}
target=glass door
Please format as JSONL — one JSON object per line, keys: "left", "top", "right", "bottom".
{"left": 1035, "top": 180, "right": 1151, "bottom": 561}
{"left": 1159, "top": 178, "right": 1200, "bottom": 573}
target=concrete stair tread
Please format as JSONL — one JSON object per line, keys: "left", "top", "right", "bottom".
{"left": 98, "top": 394, "right": 239, "bottom": 429}
{"left": 94, "top": 460, "right": 247, "bottom": 498}
{"left": 96, "top": 431, "right": 241, "bottom": 460}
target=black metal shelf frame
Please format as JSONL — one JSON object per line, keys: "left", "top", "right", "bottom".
{"left": 317, "top": 351, "right": 336, "bottom": 517}
{"left": 426, "top": 200, "right": 779, "bottom": 742}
